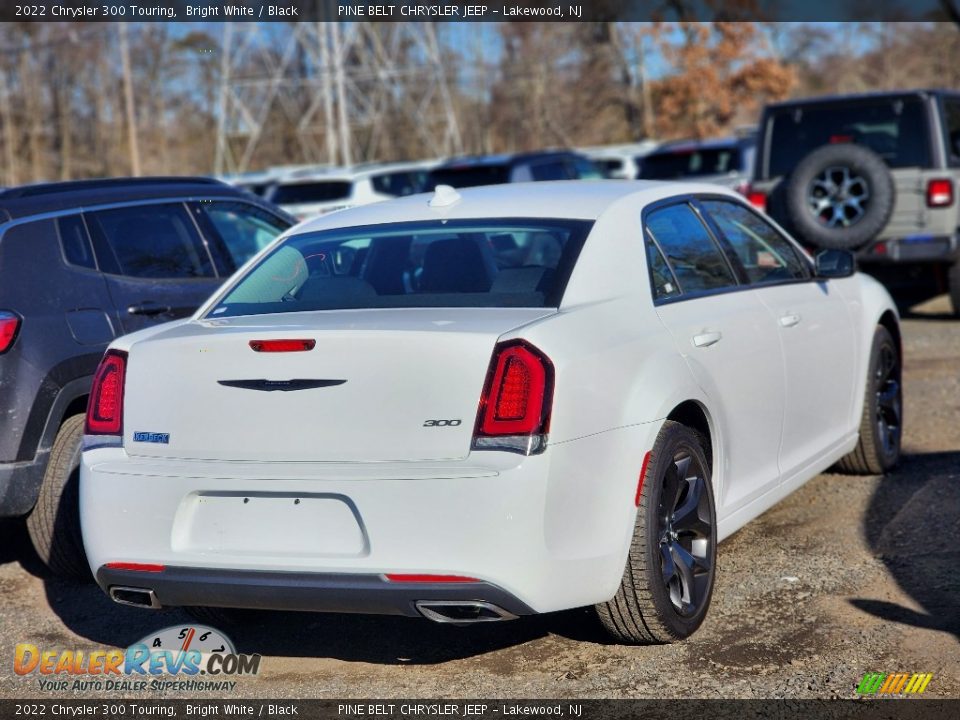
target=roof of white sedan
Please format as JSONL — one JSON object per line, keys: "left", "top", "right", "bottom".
{"left": 292, "top": 180, "right": 741, "bottom": 233}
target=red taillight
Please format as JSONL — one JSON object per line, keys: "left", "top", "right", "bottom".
{"left": 249, "top": 339, "right": 316, "bottom": 352}
{"left": 476, "top": 341, "right": 553, "bottom": 439}
{"left": 384, "top": 574, "right": 480, "bottom": 584}
{"left": 105, "top": 562, "right": 164, "bottom": 573}
{"left": 86, "top": 350, "right": 127, "bottom": 435}
{"left": 0, "top": 311, "right": 20, "bottom": 354}
{"left": 926, "top": 179, "right": 954, "bottom": 208}
{"left": 746, "top": 190, "right": 768, "bottom": 213}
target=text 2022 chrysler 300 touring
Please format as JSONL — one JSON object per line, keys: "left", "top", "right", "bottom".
{"left": 80, "top": 181, "right": 902, "bottom": 643}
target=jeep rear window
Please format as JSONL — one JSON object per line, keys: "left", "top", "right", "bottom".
{"left": 765, "top": 99, "right": 930, "bottom": 178}
{"left": 270, "top": 181, "right": 353, "bottom": 204}
{"left": 209, "top": 218, "right": 592, "bottom": 318}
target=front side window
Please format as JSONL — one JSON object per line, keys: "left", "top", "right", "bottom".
{"left": 644, "top": 204, "right": 737, "bottom": 294}
{"left": 210, "top": 219, "right": 592, "bottom": 318}
{"left": 198, "top": 201, "right": 289, "bottom": 269}
{"left": 700, "top": 200, "right": 809, "bottom": 285}
{"left": 86, "top": 203, "right": 214, "bottom": 279}
{"left": 530, "top": 161, "right": 572, "bottom": 181}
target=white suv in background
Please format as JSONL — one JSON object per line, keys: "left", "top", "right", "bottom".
{"left": 266, "top": 161, "right": 439, "bottom": 221}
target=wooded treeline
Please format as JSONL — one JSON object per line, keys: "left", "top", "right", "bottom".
{"left": 1, "top": 21, "right": 959, "bottom": 185}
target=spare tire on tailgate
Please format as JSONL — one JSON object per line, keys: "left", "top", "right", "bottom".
{"left": 780, "top": 143, "right": 895, "bottom": 250}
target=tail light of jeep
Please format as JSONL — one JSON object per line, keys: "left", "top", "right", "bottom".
{"left": 0, "top": 311, "right": 20, "bottom": 354}
{"left": 926, "top": 179, "right": 954, "bottom": 208}
{"left": 745, "top": 187, "right": 767, "bottom": 213}
{"left": 86, "top": 350, "right": 128, "bottom": 436}
{"left": 473, "top": 340, "right": 554, "bottom": 456}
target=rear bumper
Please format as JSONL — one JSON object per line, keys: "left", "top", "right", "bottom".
{"left": 95, "top": 565, "right": 534, "bottom": 618}
{"left": 858, "top": 234, "right": 958, "bottom": 264}
{"left": 80, "top": 422, "right": 659, "bottom": 616}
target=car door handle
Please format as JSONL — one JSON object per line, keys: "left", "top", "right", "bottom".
{"left": 128, "top": 301, "right": 172, "bottom": 317}
{"left": 779, "top": 313, "right": 802, "bottom": 328}
{"left": 692, "top": 331, "right": 722, "bottom": 348}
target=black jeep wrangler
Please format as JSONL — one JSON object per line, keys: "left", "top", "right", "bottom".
{"left": 0, "top": 178, "right": 292, "bottom": 578}
{"left": 751, "top": 89, "right": 960, "bottom": 313}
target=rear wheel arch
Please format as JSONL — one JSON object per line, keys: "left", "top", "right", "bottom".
{"left": 878, "top": 310, "right": 901, "bottom": 362}
{"left": 666, "top": 401, "right": 714, "bottom": 473}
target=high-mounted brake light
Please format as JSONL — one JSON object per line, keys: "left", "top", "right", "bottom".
{"left": 86, "top": 350, "right": 127, "bottom": 435}
{"left": 249, "top": 339, "right": 316, "bottom": 352}
{"left": 473, "top": 340, "right": 553, "bottom": 455}
{"left": 926, "top": 179, "right": 954, "bottom": 208}
{"left": 0, "top": 311, "right": 20, "bottom": 354}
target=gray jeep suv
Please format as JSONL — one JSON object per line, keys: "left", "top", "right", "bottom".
{"left": 751, "top": 90, "right": 960, "bottom": 313}
{"left": 0, "top": 178, "right": 292, "bottom": 578}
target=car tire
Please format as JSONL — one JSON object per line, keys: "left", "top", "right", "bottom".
{"left": 948, "top": 262, "right": 960, "bottom": 318}
{"left": 781, "top": 143, "right": 894, "bottom": 251}
{"left": 595, "top": 420, "right": 717, "bottom": 644}
{"left": 26, "top": 414, "right": 92, "bottom": 581}
{"left": 836, "top": 325, "right": 902, "bottom": 475}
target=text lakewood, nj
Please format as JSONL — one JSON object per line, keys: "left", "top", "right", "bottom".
{"left": 338, "top": 4, "right": 583, "bottom": 18}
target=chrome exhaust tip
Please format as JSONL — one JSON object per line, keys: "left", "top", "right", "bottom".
{"left": 416, "top": 600, "right": 517, "bottom": 624}
{"left": 109, "top": 586, "right": 162, "bottom": 610}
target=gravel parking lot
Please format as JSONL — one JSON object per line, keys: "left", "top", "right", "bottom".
{"left": 1, "top": 296, "right": 958, "bottom": 700}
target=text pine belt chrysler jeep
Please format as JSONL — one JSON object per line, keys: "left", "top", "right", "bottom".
{"left": 750, "top": 90, "right": 960, "bottom": 315}
{"left": 82, "top": 181, "right": 901, "bottom": 643}
{"left": 0, "top": 177, "right": 292, "bottom": 579}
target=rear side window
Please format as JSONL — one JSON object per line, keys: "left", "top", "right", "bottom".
{"left": 270, "top": 182, "right": 353, "bottom": 204}
{"left": 210, "top": 218, "right": 592, "bottom": 318}
{"left": 86, "top": 203, "right": 214, "bottom": 279}
{"left": 942, "top": 97, "right": 960, "bottom": 165}
{"left": 765, "top": 98, "right": 930, "bottom": 177}
{"left": 57, "top": 215, "right": 96, "bottom": 270}
{"left": 700, "top": 200, "right": 809, "bottom": 285}
{"left": 644, "top": 204, "right": 737, "bottom": 294}
{"left": 645, "top": 237, "right": 680, "bottom": 300}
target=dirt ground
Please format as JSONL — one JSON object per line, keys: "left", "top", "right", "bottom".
{"left": 1, "top": 296, "right": 957, "bottom": 700}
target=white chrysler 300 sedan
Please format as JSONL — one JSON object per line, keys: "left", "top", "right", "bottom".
{"left": 80, "top": 181, "right": 902, "bottom": 643}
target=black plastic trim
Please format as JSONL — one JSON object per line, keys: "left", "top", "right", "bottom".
{"left": 95, "top": 566, "right": 536, "bottom": 618}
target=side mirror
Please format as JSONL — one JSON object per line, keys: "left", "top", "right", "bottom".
{"left": 815, "top": 249, "right": 855, "bottom": 279}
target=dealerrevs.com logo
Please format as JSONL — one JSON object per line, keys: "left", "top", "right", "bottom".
{"left": 14, "top": 624, "right": 260, "bottom": 692}
{"left": 856, "top": 672, "right": 933, "bottom": 696}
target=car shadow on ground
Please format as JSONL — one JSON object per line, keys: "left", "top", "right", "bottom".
{"left": 0, "top": 520, "right": 612, "bottom": 664}
{"left": 849, "top": 450, "right": 960, "bottom": 642}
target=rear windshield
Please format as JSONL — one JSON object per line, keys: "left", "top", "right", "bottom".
{"left": 270, "top": 181, "right": 353, "bottom": 205}
{"left": 639, "top": 147, "right": 742, "bottom": 180}
{"left": 765, "top": 98, "right": 930, "bottom": 178}
{"left": 428, "top": 165, "right": 512, "bottom": 188}
{"left": 209, "top": 218, "right": 592, "bottom": 318}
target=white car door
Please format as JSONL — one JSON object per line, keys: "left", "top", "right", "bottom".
{"left": 698, "top": 199, "right": 858, "bottom": 481}
{"left": 644, "top": 201, "right": 786, "bottom": 513}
